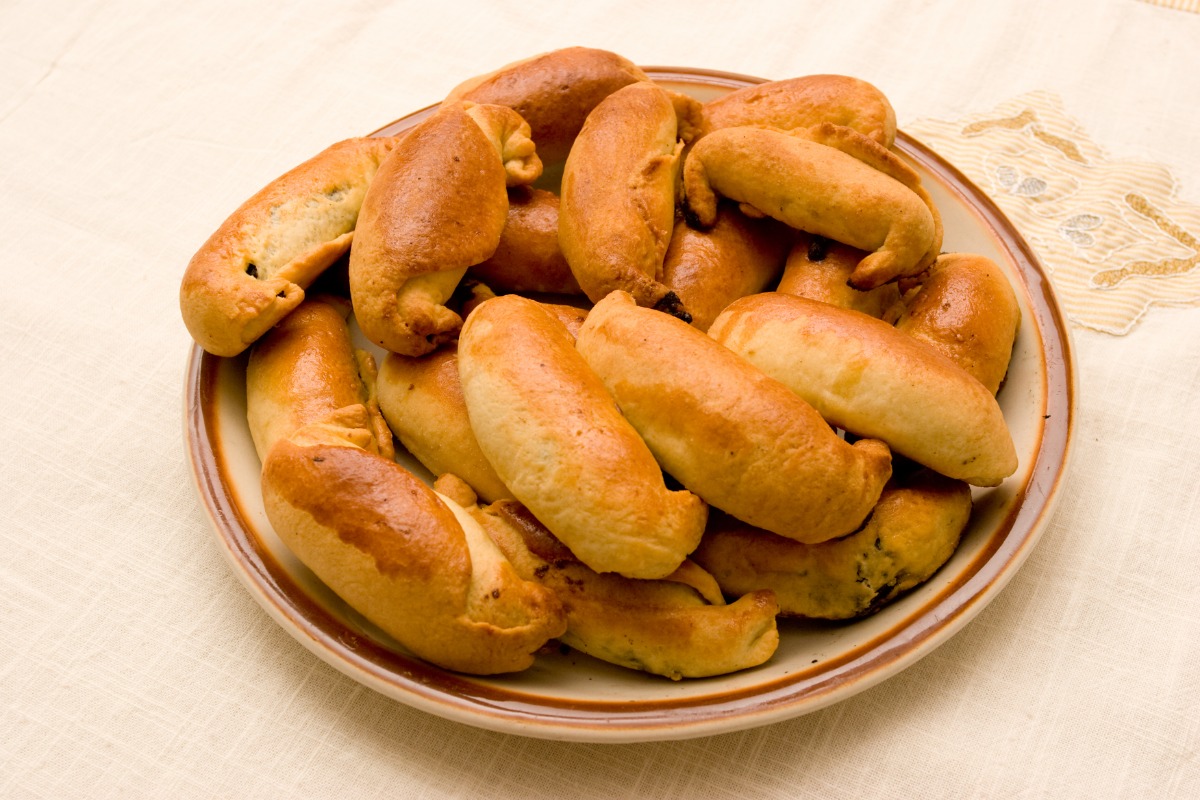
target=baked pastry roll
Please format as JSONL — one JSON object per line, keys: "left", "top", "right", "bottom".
{"left": 468, "top": 187, "right": 582, "bottom": 295}
{"left": 895, "top": 253, "right": 1022, "bottom": 394}
{"left": 470, "top": 496, "right": 779, "bottom": 680}
{"left": 558, "top": 82, "right": 696, "bottom": 317}
{"left": 180, "top": 136, "right": 398, "bottom": 357}
{"left": 245, "top": 296, "right": 392, "bottom": 463}
{"left": 576, "top": 291, "right": 892, "bottom": 544}
{"left": 445, "top": 46, "right": 649, "bottom": 165}
{"left": 703, "top": 74, "right": 897, "bottom": 148}
{"left": 457, "top": 293, "right": 707, "bottom": 579}
{"left": 683, "top": 123, "right": 939, "bottom": 289}
{"left": 661, "top": 202, "right": 791, "bottom": 331}
{"left": 709, "top": 293, "right": 1018, "bottom": 486}
{"left": 776, "top": 233, "right": 905, "bottom": 321}
{"left": 693, "top": 470, "right": 971, "bottom": 619}
{"left": 349, "top": 102, "right": 541, "bottom": 356}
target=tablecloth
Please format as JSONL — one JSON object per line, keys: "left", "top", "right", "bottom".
{"left": 2, "top": 0, "right": 1198, "bottom": 797}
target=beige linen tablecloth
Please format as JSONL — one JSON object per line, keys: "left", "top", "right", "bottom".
{"left": 2, "top": 1, "right": 1198, "bottom": 797}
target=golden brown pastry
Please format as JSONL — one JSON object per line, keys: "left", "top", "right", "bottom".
{"left": 709, "top": 293, "right": 1018, "bottom": 486}
{"left": 703, "top": 74, "right": 897, "bottom": 147}
{"left": 575, "top": 291, "right": 892, "bottom": 544}
{"left": 473, "top": 497, "right": 779, "bottom": 680}
{"left": 248, "top": 302, "right": 566, "bottom": 675}
{"left": 261, "top": 420, "right": 567, "bottom": 675}
{"left": 468, "top": 187, "right": 582, "bottom": 295}
{"left": 377, "top": 346, "right": 512, "bottom": 504}
{"left": 776, "top": 233, "right": 904, "bottom": 321}
{"left": 895, "top": 253, "right": 1022, "bottom": 394}
{"left": 349, "top": 102, "right": 541, "bottom": 356}
{"left": 683, "top": 123, "right": 939, "bottom": 289}
{"left": 445, "top": 46, "right": 649, "bottom": 166}
{"left": 180, "top": 136, "right": 398, "bottom": 357}
{"left": 245, "top": 296, "right": 392, "bottom": 463}
{"left": 693, "top": 470, "right": 971, "bottom": 619}
{"left": 661, "top": 202, "right": 791, "bottom": 331}
{"left": 558, "top": 82, "right": 691, "bottom": 317}
{"left": 457, "top": 293, "right": 707, "bottom": 579}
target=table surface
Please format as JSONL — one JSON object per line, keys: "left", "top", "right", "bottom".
{"left": 3, "top": 1, "right": 1198, "bottom": 797}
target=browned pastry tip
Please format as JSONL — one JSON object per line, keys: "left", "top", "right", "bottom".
{"left": 468, "top": 187, "right": 583, "bottom": 295}
{"left": 693, "top": 470, "right": 971, "bottom": 619}
{"left": 895, "top": 253, "right": 1022, "bottom": 394}
{"left": 445, "top": 46, "right": 649, "bottom": 165}
{"left": 558, "top": 81, "right": 686, "bottom": 311}
{"left": 777, "top": 232, "right": 905, "bottom": 321}
{"left": 683, "top": 125, "right": 938, "bottom": 289}
{"left": 180, "top": 136, "right": 399, "bottom": 357}
{"left": 576, "top": 291, "right": 892, "bottom": 544}
{"left": 245, "top": 296, "right": 392, "bottom": 463}
{"left": 661, "top": 202, "right": 791, "bottom": 331}
{"left": 709, "top": 293, "right": 1018, "bottom": 486}
{"left": 349, "top": 102, "right": 541, "bottom": 357}
{"left": 473, "top": 499, "right": 779, "bottom": 680}
{"left": 703, "top": 74, "right": 897, "bottom": 147}
{"left": 457, "top": 293, "right": 707, "bottom": 579}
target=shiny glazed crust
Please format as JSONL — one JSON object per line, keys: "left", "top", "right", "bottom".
{"left": 575, "top": 291, "right": 892, "bottom": 543}
{"left": 245, "top": 297, "right": 392, "bottom": 464}
{"left": 457, "top": 294, "right": 707, "bottom": 579}
{"left": 348, "top": 102, "right": 541, "bottom": 356}
{"left": 558, "top": 82, "right": 686, "bottom": 311}
{"left": 445, "top": 46, "right": 649, "bottom": 165}
{"left": 661, "top": 203, "right": 791, "bottom": 331}
{"left": 468, "top": 187, "right": 582, "bottom": 295}
{"left": 693, "top": 470, "right": 972, "bottom": 619}
{"left": 180, "top": 136, "right": 398, "bottom": 357}
{"left": 709, "top": 293, "right": 1018, "bottom": 486}
{"left": 895, "top": 253, "right": 1022, "bottom": 395}
{"left": 683, "top": 124, "right": 938, "bottom": 289}
{"left": 702, "top": 74, "right": 897, "bottom": 147}
{"left": 474, "top": 499, "right": 779, "bottom": 680}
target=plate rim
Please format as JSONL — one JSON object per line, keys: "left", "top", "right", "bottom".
{"left": 183, "top": 65, "right": 1078, "bottom": 743}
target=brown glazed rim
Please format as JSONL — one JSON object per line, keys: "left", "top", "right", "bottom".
{"left": 183, "top": 66, "right": 1076, "bottom": 742}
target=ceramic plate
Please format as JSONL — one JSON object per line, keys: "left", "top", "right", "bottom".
{"left": 183, "top": 67, "right": 1076, "bottom": 743}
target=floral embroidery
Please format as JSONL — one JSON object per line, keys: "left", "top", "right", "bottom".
{"left": 908, "top": 91, "right": 1200, "bottom": 334}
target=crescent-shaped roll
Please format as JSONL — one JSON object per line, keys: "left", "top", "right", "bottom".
{"left": 558, "top": 82, "right": 690, "bottom": 317}
{"left": 776, "top": 233, "right": 904, "bottom": 321}
{"left": 703, "top": 74, "right": 897, "bottom": 147}
{"left": 575, "top": 291, "right": 892, "bottom": 544}
{"left": 180, "top": 136, "right": 398, "bottom": 357}
{"left": 377, "top": 346, "right": 512, "bottom": 504}
{"left": 457, "top": 293, "right": 707, "bottom": 579}
{"left": 661, "top": 202, "right": 791, "bottom": 331}
{"left": 471, "top": 497, "right": 779, "bottom": 680}
{"left": 444, "top": 46, "right": 648, "bottom": 165}
{"left": 692, "top": 470, "right": 972, "bottom": 619}
{"left": 468, "top": 187, "right": 582, "bottom": 295}
{"left": 895, "top": 253, "right": 1022, "bottom": 395}
{"left": 349, "top": 102, "right": 541, "bottom": 357}
{"left": 709, "top": 293, "right": 1018, "bottom": 486}
{"left": 260, "top": 416, "right": 566, "bottom": 675}
{"left": 245, "top": 296, "right": 392, "bottom": 464}
{"left": 683, "top": 124, "right": 938, "bottom": 289}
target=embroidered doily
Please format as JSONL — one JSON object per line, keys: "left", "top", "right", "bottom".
{"left": 908, "top": 91, "right": 1200, "bottom": 334}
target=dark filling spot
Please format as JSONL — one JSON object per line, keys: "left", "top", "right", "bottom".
{"left": 653, "top": 292, "right": 692, "bottom": 324}
{"left": 807, "top": 236, "right": 829, "bottom": 262}
{"left": 245, "top": 263, "right": 259, "bottom": 279}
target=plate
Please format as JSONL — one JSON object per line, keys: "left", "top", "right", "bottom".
{"left": 183, "top": 67, "right": 1076, "bottom": 742}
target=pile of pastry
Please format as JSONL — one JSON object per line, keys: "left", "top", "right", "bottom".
{"left": 180, "top": 47, "right": 1021, "bottom": 680}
